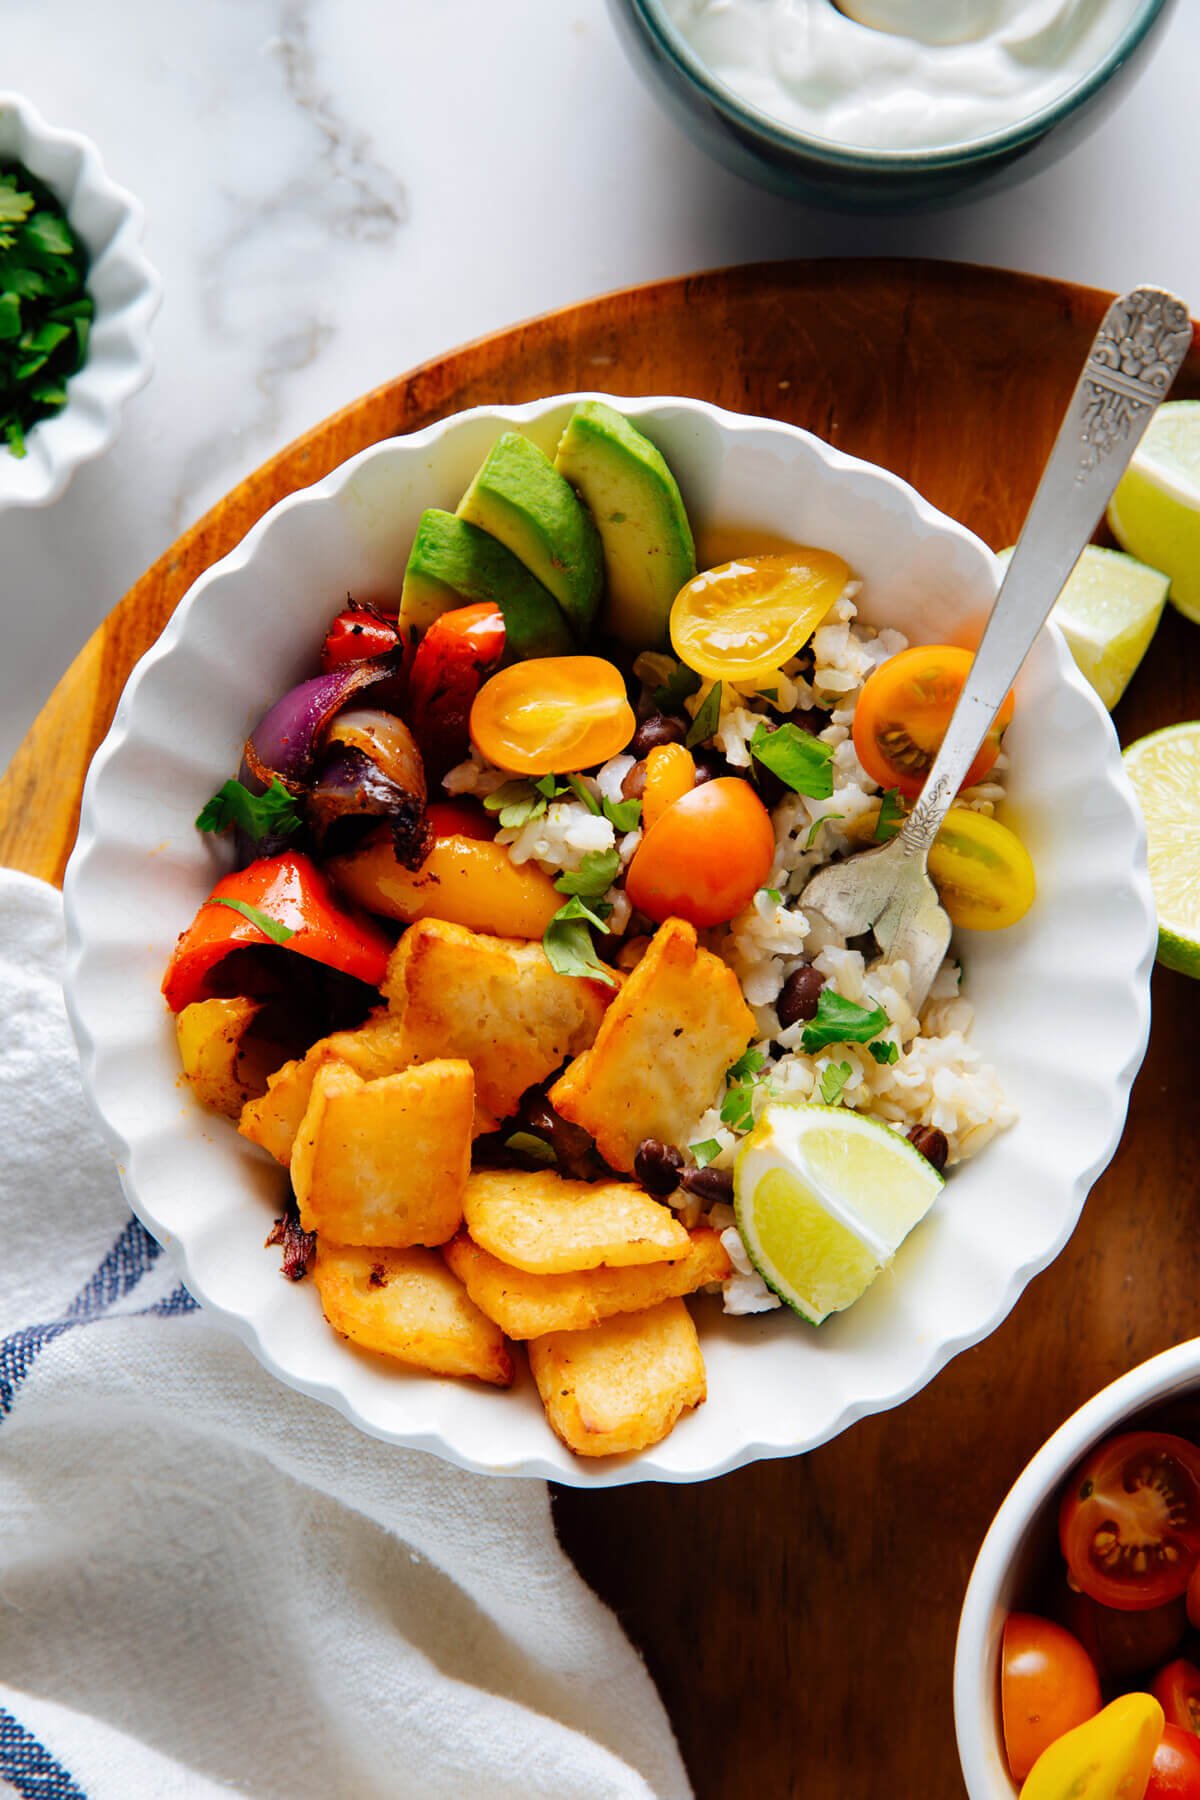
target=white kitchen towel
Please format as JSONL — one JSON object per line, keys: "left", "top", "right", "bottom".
{"left": 0, "top": 871, "right": 692, "bottom": 1800}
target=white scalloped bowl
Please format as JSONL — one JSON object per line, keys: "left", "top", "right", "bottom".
{"left": 63, "top": 394, "right": 1155, "bottom": 1487}
{"left": 955, "top": 1341, "right": 1200, "bottom": 1797}
{"left": 0, "top": 93, "right": 159, "bottom": 509}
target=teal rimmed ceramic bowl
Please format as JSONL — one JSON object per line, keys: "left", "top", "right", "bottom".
{"left": 607, "top": 0, "right": 1176, "bottom": 211}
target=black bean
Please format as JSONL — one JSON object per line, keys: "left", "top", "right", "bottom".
{"left": 518, "top": 1090, "right": 603, "bottom": 1181}
{"left": 634, "top": 1139, "right": 685, "bottom": 1197}
{"left": 680, "top": 1165, "right": 734, "bottom": 1207}
{"left": 776, "top": 964, "right": 826, "bottom": 1029}
{"left": 621, "top": 758, "right": 648, "bottom": 800}
{"left": 907, "top": 1125, "right": 949, "bottom": 1174}
{"left": 690, "top": 749, "right": 727, "bottom": 786}
{"left": 631, "top": 713, "right": 688, "bottom": 757}
{"left": 788, "top": 706, "right": 829, "bottom": 735}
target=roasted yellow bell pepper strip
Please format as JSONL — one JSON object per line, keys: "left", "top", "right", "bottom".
{"left": 1019, "top": 1693, "right": 1164, "bottom": 1800}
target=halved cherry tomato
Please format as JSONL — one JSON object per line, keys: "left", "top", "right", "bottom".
{"left": 1147, "top": 1725, "right": 1200, "bottom": 1799}
{"left": 469, "top": 656, "right": 635, "bottom": 776}
{"left": 162, "top": 852, "right": 392, "bottom": 1012}
{"left": 1002, "top": 1614, "right": 1102, "bottom": 1783}
{"left": 625, "top": 777, "right": 775, "bottom": 928}
{"left": 1066, "top": 1592, "right": 1188, "bottom": 1682}
{"left": 408, "top": 602, "right": 506, "bottom": 781}
{"left": 321, "top": 601, "right": 401, "bottom": 669}
{"left": 852, "top": 645, "right": 1015, "bottom": 798}
{"left": 1060, "top": 1434, "right": 1200, "bottom": 1613}
{"left": 1020, "top": 1694, "right": 1163, "bottom": 1800}
{"left": 669, "top": 549, "right": 848, "bottom": 683}
{"left": 641, "top": 743, "right": 695, "bottom": 831}
{"left": 848, "top": 799, "right": 1035, "bottom": 931}
{"left": 1155, "top": 1665, "right": 1200, "bottom": 1741}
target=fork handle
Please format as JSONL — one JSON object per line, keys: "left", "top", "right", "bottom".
{"left": 897, "top": 286, "right": 1192, "bottom": 857}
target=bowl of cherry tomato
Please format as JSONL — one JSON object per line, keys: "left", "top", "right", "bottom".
{"left": 956, "top": 1340, "right": 1200, "bottom": 1797}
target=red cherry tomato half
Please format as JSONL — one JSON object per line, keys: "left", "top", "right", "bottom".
{"left": 409, "top": 603, "right": 506, "bottom": 781}
{"left": 1001, "top": 1613, "right": 1102, "bottom": 1783}
{"left": 1154, "top": 1661, "right": 1200, "bottom": 1739}
{"left": 1065, "top": 1590, "right": 1188, "bottom": 1682}
{"left": 1147, "top": 1724, "right": 1200, "bottom": 1800}
{"left": 321, "top": 602, "right": 402, "bottom": 669}
{"left": 624, "top": 777, "right": 776, "bottom": 929}
{"left": 851, "top": 644, "right": 1014, "bottom": 798}
{"left": 1060, "top": 1433, "right": 1200, "bottom": 1612}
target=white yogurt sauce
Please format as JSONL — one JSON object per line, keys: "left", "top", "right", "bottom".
{"left": 661, "top": 0, "right": 1145, "bottom": 153}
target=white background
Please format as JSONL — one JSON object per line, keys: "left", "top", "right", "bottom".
{"left": 1, "top": 0, "right": 1196, "bottom": 771}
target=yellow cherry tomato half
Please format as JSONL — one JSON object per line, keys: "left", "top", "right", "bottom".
{"left": 669, "top": 549, "right": 850, "bottom": 684}
{"left": 469, "top": 655, "right": 635, "bottom": 776}
{"left": 852, "top": 644, "right": 1015, "bottom": 798}
{"left": 926, "top": 806, "right": 1036, "bottom": 932}
{"left": 625, "top": 777, "right": 776, "bottom": 928}
{"left": 1019, "top": 1692, "right": 1163, "bottom": 1800}
{"left": 641, "top": 743, "right": 695, "bottom": 832}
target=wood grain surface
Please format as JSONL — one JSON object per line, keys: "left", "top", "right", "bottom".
{"left": 5, "top": 259, "right": 1199, "bottom": 1798}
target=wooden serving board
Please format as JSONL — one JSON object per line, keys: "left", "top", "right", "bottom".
{"left": 7, "top": 260, "right": 1200, "bottom": 1799}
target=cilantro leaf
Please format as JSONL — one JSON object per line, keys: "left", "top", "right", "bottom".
{"left": 750, "top": 722, "right": 834, "bottom": 799}
{"left": 720, "top": 1046, "right": 768, "bottom": 1132}
{"left": 484, "top": 780, "right": 546, "bottom": 830}
{"left": 0, "top": 164, "right": 90, "bottom": 457}
{"left": 207, "top": 898, "right": 296, "bottom": 944}
{"left": 603, "top": 794, "right": 641, "bottom": 832}
{"left": 819, "top": 1060, "right": 853, "bottom": 1105}
{"left": 868, "top": 1039, "right": 899, "bottom": 1066}
{"left": 653, "top": 662, "right": 702, "bottom": 714}
{"left": 727, "top": 1047, "right": 767, "bottom": 1084}
{"left": 874, "top": 788, "right": 906, "bottom": 843}
{"left": 542, "top": 904, "right": 618, "bottom": 989}
{"left": 800, "top": 990, "right": 890, "bottom": 1055}
{"left": 23, "top": 211, "right": 74, "bottom": 258}
{"left": 504, "top": 1131, "right": 557, "bottom": 1167}
{"left": 761, "top": 887, "right": 783, "bottom": 905}
{"left": 804, "top": 812, "right": 844, "bottom": 851}
{"left": 686, "top": 682, "right": 722, "bottom": 749}
{"left": 566, "top": 774, "right": 601, "bottom": 816}
{"left": 552, "top": 893, "right": 611, "bottom": 931}
{"left": 555, "top": 848, "right": 621, "bottom": 901}
{"left": 196, "top": 778, "right": 303, "bottom": 843}
{"left": 0, "top": 181, "right": 34, "bottom": 229}
{"left": 689, "top": 1139, "right": 723, "bottom": 1169}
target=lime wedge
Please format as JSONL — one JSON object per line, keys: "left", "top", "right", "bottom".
{"left": 1122, "top": 722, "right": 1200, "bottom": 977}
{"left": 733, "top": 1103, "right": 944, "bottom": 1324}
{"left": 1108, "top": 401, "right": 1200, "bottom": 625}
{"left": 997, "top": 544, "right": 1168, "bottom": 710}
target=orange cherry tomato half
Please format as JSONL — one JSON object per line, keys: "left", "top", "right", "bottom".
{"left": 641, "top": 743, "right": 695, "bottom": 832}
{"left": 625, "top": 777, "right": 775, "bottom": 929}
{"left": 1154, "top": 1661, "right": 1200, "bottom": 1738}
{"left": 851, "top": 645, "right": 1015, "bottom": 798}
{"left": 469, "top": 655, "right": 635, "bottom": 776}
{"left": 1001, "top": 1613, "right": 1102, "bottom": 1783}
{"left": 1060, "top": 1433, "right": 1200, "bottom": 1613}
{"left": 1147, "top": 1724, "right": 1200, "bottom": 1800}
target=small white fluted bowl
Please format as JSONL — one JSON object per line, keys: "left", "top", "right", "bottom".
{"left": 0, "top": 93, "right": 159, "bottom": 509}
{"left": 955, "top": 1341, "right": 1200, "bottom": 1797}
{"left": 63, "top": 394, "right": 1155, "bottom": 1487}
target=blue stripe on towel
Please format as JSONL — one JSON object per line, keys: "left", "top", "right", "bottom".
{"left": 0, "top": 1706, "right": 88, "bottom": 1798}
{"left": 1, "top": 1216, "right": 176, "bottom": 1421}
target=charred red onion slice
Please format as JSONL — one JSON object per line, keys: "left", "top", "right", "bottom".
{"left": 307, "top": 744, "right": 432, "bottom": 868}
{"left": 243, "top": 653, "right": 406, "bottom": 792}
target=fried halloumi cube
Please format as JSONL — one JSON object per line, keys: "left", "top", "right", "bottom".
{"left": 549, "top": 917, "right": 757, "bottom": 1172}
{"left": 444, "top": 1226, "right": 731, "bottom": 1339}
{"left": 461, "top": 1168, "right": 689, "bottom": 1274}
{"left": 177, "top": 996, "right": 266, "bottom": 1119}
{"left": 238, "top": 1008, "right": 416, "bottom": 1165}
{"left": 292, "top": 1058, "right": 473, "bottom": 1247}
{"left": 528, "top": 1297, "right": 706, "bottom": 1457}
{"left": 382, "top": 918, "right": 612, "bottom": 1124}
{"left": 314, "top": 1242, "right": 513, "bottom": 1387}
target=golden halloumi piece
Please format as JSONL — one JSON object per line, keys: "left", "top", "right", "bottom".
{"left": 549, "top": 917, "right": 757, "bottom": 1172}
{"left": 382, "top": 917, "right": 613, "bottom": 1123}
{"left": 528, "top": 1298, "right": 706, "bottom": 1457}
{"left": 314, "top": 1242, "right": 513, "bottom": 1387}
{"left": 444, "top": 1226, "right": 731, "bottom": 1339}
{"left": 238, "top": 1008, "right": 416, "bottom": 1164}
{"left": 461, "top": 1168, "right": 689, "bottom": 1274}
{"left": 177, "top": 996, "right": 265, "bottom": 1119}
{"left": 292, "top": 1058, "right": 473, "bottom": 1247}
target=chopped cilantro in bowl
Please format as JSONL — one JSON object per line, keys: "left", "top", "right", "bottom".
{"left": 0, "top": 163, "right": 93, "bottom": 458}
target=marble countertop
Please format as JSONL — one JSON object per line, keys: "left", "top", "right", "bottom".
{"left": 2, "top": 0, "right": 1197, "bottom": 772}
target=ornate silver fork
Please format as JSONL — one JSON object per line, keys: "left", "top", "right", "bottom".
{"left": 799, "top": 285, "right": 1192, "bottom": 1013}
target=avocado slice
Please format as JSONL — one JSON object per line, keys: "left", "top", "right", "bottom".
{"left": 555, "top": 401, "right": 696, "bottom": 649}
{"left": 400, "top": 509, "right": 573, "bottom": 658}
{"left": 456, "top": 431, "right": 603, "bottom": 639}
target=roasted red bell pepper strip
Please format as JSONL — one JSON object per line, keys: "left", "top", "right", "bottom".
{"left": 162, "top": 851, "right": 392, "bottom": 1013}
{"left": 407, "top": 603, "right": 505, "bottom": 783}
{"left": 423, "top": 798, "right": 495, "bottom": 842}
